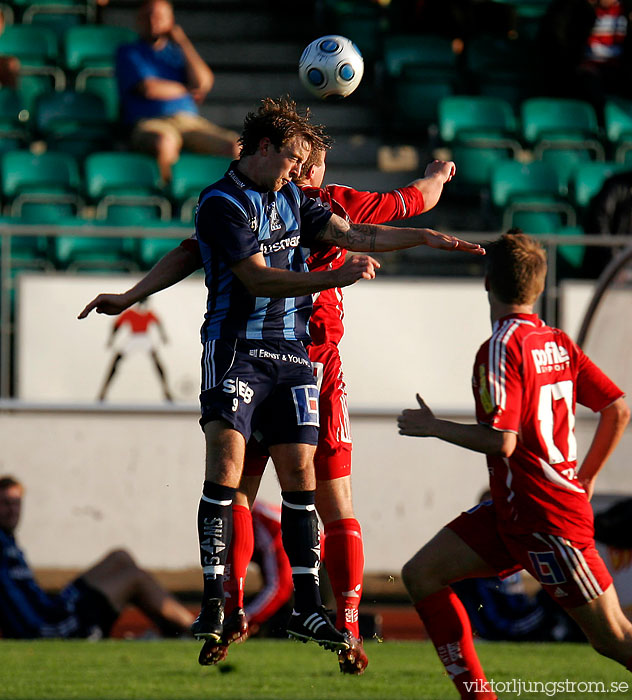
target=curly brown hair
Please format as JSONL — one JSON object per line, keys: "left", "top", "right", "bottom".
{"left": 485, "top": 229, "right": 547, "bottom": 305}
{"left": 239, "top": 96, "right": 331, "bottom": 157}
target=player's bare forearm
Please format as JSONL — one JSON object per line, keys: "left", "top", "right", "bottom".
{"left": 315, "top": 215, "right": 485, "bottom": 255}
{"left": 397, "top": 394, "right": 514, "bottom": 456}
{"left": 576, "top": 397, "right": 630, "bottom": 493}
{"left": 231, "top": 252, "right": 379, "bottom": 298}
{"left": 409, "top": 160, "right": 456, "bottom": 213}
{"left": 78, "top": 244, "right": 200, "bottom": 319}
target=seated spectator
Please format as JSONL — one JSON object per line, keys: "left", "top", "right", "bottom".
{"left": 0, "top": 9, "right": 19, "bottom": 88}
{"left": 0, "top": 475, "right": 195, "bottom": 639}
{"left": 116, "top": 0, "right": 240, "bottom": 183}
{"left": 538, "top": 0, "right": 632, "bottom": 120}
{"left": 582, "top": 170, "right": 632, "bottom": 277}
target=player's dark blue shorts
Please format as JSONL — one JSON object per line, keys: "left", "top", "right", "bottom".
{"left": 199, "top": 338, "right": 319, "bottom": 446}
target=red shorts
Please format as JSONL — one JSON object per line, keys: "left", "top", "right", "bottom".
{"left": 448, "top": 500, "right": 613, "bottom": 609}
{"left": 242, "top": 342, "right": 352, "bottom": 481}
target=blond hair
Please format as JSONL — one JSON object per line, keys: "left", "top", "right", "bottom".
{"left": 485, "top": 230, "right": 547, "bottom": 305}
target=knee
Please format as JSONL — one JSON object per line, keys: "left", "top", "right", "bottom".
{"left": 401, "top": 558, "right": 418, "bottom": 593}
{"left": 154, "top": 132, "right": 180, "bottom": 163}
{"left": 106, "top": 548, "right": 138, "bottom": 571}
{"left": 141, "top": 131, "right": 180, "bottom": 163}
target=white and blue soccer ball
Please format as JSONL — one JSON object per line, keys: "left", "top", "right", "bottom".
{"left": 298, "top": 35, "right": 364, "bottom": 100}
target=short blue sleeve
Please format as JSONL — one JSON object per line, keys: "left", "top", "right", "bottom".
{"left": 196, "top": 194, "right": 261, "bottom": 266}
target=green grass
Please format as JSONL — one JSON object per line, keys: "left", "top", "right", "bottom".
{"left": 0, "top": 639, "right": 630, "bottom": 700}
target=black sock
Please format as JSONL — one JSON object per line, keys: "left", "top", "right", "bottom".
{"left": 198, "top": 480, "right": 236, "bottom": 605}
{"left": 281, "top": 490, "right": 322, "bottom": 612}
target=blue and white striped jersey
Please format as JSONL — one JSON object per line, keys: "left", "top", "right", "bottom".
{"left": 194, "top": 163, "right": 333, "bottom": 342}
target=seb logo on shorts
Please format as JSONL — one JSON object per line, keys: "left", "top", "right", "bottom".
{"left": 223, "top": 377, "right": 255, "bottom": 411}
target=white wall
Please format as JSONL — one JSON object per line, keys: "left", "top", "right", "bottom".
{"left": 1, "top": 409, "right": 629, "bottom": 574}
{"left": 4, "top": 273, "right": 629, "bottom": 575}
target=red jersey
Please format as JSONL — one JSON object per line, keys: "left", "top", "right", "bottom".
{"left": 303, "top": 183, "right": 426, "bottom": 345}
{"left": 473, "top": 313, "right": 623, "bottom": 544}
{"left": 114, "top": 308, "right": 158, "bottom": 333}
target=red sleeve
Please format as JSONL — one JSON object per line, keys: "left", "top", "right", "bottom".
{"left": 179, "top": 236, "right": 203, "bottom": 268}
{"left": 324, "top": 183, "right": 425, "bottom": 224}
{"left": 575, "top": 349, "right": 624, "bottom": 412}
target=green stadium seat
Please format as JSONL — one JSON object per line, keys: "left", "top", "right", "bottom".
{"left": 553, "top": 224, "right": 585, "bottom": 273}
{"left": 33, "top": 89, "right": 111, "bottom": 157}
{"left": 14, "top": 0, "right": 95, "bottom": 23}
{"left": 0, "top": 150, "right": 83, "bottom": 219}
{"left": 490, "top": 159, "right": 577, "bottom": 229}
{"left": 64, "top": 25, "right": 137, "bottom": 81}
{"left": 571, "top": 161, "right": 628, "bottom": 209}
{"left": 438, "top": 96, "right": 519, "bottom": 145}
{"left": 0, "top": 24, "right": 58, "bottom": 66}
{"left": 0, "top": 89, "right": 28, "bottom": 145}
{"left": 0, "top": 217, "right": 54, "bottom": 270}
{"left": 17, "top": 74, "right": 57, "bottom": 117}
{"left": 450, "top": 143, "right": 516, "bottom": 190}
{"left": 27, "top": 11, "right": 84, "bottom": 41}
{"left": 171, "top": 153, "right": 232, "bottom": 221}
{"left": 390, "top": 66, "right": 456, "bottom": 131}
{"left": 540, "top": 148, "right": 594, "bottom": 194}
{"left": 604, "top": 98, "right": 632, "bottom": 162}
{"left": 383, "top": 34, "right": 458, "bottom": 78}
{"left": 74, "top": 73, "right": 119, "bottom": 121}
{"left": 521, "top": 98, "right": 605, "bottom": 159}
{"left": 0, "top": 25, "right": 65, "bottom": 91}
{"left": 465, "top": 35, "right": 535, "bottom": 107}
{"left": 84, "top": 152, "right": 172, "bottom": 222}
{"left": 438, "top": 96, "right": 521, "bottom": 183}
{"left": 135, "top": 221, "right": 192, "bottom": 268}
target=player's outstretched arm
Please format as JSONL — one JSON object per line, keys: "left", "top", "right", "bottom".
{"left": 231, "top": 251, "right": 379, "bottom": 298}
{"left": 397, "top": 393, "right": 516, "bottom": 456}
{"left": 576, "top": 397, "right": 630, "bottom": 500}
{"left": 314, "top": 214, "right": 485, "bottom": 255}
{"left": 78, "top": 243, "right": 201, "bottom": 319}
{"left": 409, "top": 159, "right": 456, "bottom": 213}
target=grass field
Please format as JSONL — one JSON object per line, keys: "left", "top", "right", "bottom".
{"left": 0, "top": 639, "right": 630, "bottom": 700}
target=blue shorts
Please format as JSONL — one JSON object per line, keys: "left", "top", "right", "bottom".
{"left": 199, "top": 339, "right": 320, "bottom": 446}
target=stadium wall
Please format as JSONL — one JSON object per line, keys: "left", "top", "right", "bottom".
{"left": 1, "top": 275, "right": 629, "bottom": 576}
{"left": 1, "top": 409, "right": 630, "bottom": 575}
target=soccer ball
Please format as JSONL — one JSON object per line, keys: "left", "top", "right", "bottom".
{"left": 298, "top": 35, "right": 364, "bottom": 100}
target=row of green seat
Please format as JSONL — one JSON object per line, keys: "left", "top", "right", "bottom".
{"left": 0, "top": 0, "right": 96, "bottom": 28}
{"left": 0, "top": 23, "right": 135, "bottom": 71}
{"left": 434, "top": 96, "right": 632, "bottom": 196}
{"left": 0, "top": 87, "right": 119, "bottom": 150}
{"left": 0, "top": 149, "right": 232, "bottom": 223}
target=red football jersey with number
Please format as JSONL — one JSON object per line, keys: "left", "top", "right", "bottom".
{"left": 303, "top": 183, "right": 426, "bottom": 345}
{"left": 473, "top": 313, "right": 624, "bottom": 544}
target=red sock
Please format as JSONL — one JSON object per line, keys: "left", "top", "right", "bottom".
{"left": 323, "top": 518, "right": 364, "bottom": 638}
{"left": 224, "top": 504, "right": 253, "bottom": 616}
{"left": 414, "top": 588, "right": 496, "bottom": 700}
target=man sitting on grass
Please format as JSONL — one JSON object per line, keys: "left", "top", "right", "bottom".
{"left": 0, "top": 475, "right": 195, "bottom": 639}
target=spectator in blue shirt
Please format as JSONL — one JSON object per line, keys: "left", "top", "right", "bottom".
{"left": 116, "top": 0, "right": 239, "bottom": 183}
{"left": 0, "top": 475, "right": 195, "bottom": 639}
